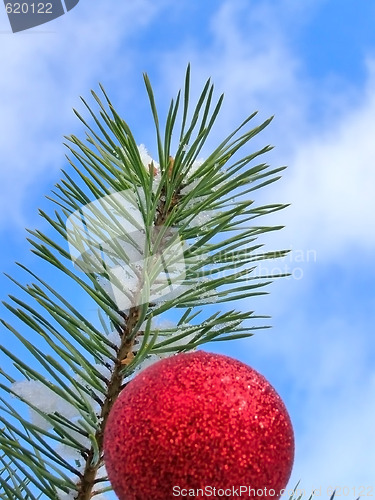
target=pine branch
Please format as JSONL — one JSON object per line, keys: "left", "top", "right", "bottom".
{"left": 0, "top": 65, "right": 288, "bottom": 498}
{"left": 76, "top": 169, "right": 181, "bottom": 498}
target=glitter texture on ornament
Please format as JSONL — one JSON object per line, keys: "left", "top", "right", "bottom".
{"left": 104, "top": 351, "right": 294, "bottom": 500}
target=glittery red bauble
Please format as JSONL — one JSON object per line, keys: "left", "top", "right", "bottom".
{"left": 104, "top": 351, "right": 294, "bottom": 499}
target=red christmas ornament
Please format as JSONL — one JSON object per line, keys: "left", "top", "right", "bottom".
{"left": 104, "top": 351, "right": 294, "bottom": 499}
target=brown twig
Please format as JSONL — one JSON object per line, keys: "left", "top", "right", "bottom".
{"left": 75, "top": 306, "right": 141, "bottom": 499}
{"left": 74, "top": 159, "right": 182, "bottom": 499}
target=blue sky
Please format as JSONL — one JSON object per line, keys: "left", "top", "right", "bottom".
{"left": 1, "top": 0, "right": 375, "bottom": 496}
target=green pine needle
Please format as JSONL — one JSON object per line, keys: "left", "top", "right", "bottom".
{"left": 0, "top": 66, "right": 289, "bottom": 499}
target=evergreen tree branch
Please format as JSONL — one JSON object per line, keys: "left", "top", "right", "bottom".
{"left": 0, "top": 66, "right": 288, "bottom": 498}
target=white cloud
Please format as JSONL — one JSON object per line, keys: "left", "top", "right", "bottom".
{"left": 152, "top": 0, "right": 375, "bottom": 491}
{"left": 295, "top": 388, "right": 375, "bottom": 491}
{"left": 0, "top": 0, "right": 165, "bottom": 228}
{"left": 279, "top": 60, "right": 375, "bottom": 258}
{"left": 286, "top": 317, "right": 375, "bottom": 491}
{"left": 156, "top": 0, "right": 375, "bottom": 257}
{"left": 158, "top": 0, "right": 306, "bottom": 143}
